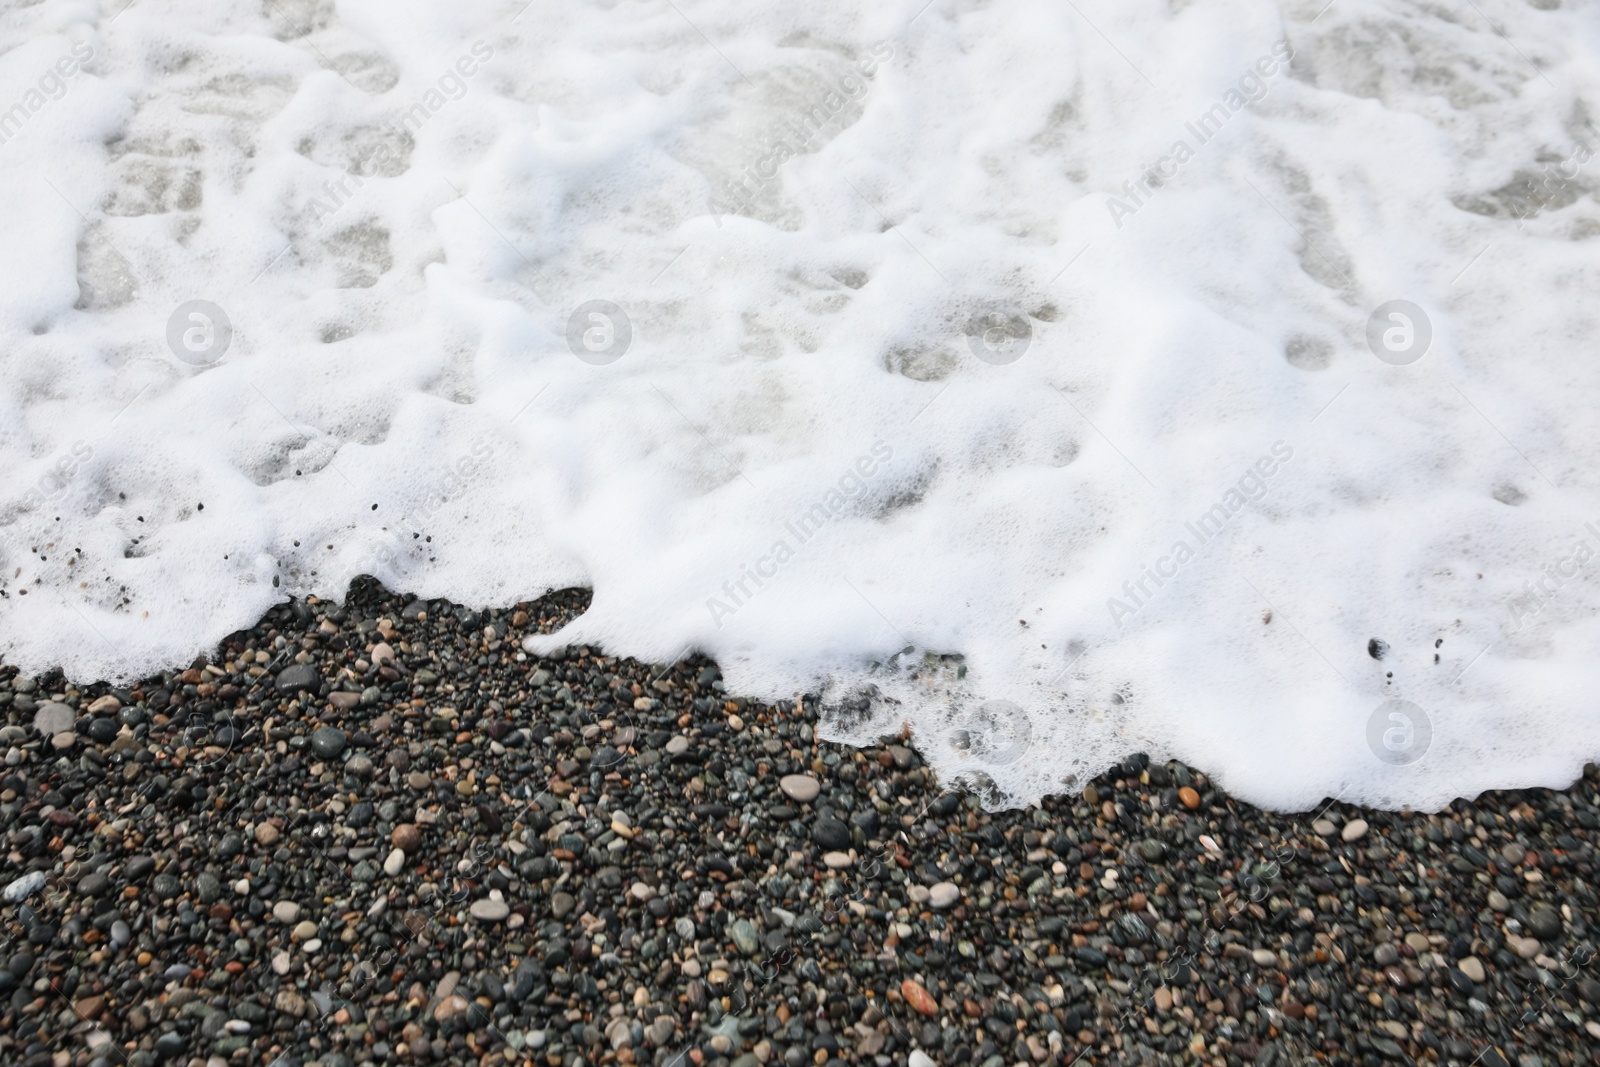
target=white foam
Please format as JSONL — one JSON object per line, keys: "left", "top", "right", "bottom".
{"left": 3, "top": 0, "right": 1600, "bottom": 810}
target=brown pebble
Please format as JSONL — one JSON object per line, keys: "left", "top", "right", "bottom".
{"left": 392, "top": 824, "right": 422, "bottom": 852}
{"left": 1178, "top": 787, "right": 1201, "bottom": 810}
{"left": 900, "top": 978, "right": 938, "bottom": 1017}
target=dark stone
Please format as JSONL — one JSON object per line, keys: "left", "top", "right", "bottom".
{"left": 812, "top": 818, "right": 851, "bottom": 851}
{"left": 275, "top": 664, "right": 321, "bottom": 693}
{"left": 310, "top": 726, "right": 347, "bottom": 759}
{"left": 154, "top": 1032, "right": 187, "bottom": 1059}
{"left": 1527, "top": 906, "right": 1562, "bottom": 940}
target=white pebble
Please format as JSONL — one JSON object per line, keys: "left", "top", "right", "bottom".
{"left": 3, "top": 871, "right": 47, "bottom": 903}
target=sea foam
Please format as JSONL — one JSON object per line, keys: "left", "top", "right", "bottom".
{"left": 2, "top": 0, "right": 1599, "bottom": 810}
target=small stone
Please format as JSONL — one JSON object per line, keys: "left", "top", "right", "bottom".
{"left": 392, "top": 824, "right": 421, "bottom": 852}
{"left": 276, "top": 664, "right": 321, "bottom": 692}
{"left": 1513, "top": 935, "right": 1543, "bottom": 960}
{"left": 822, "top": 851, "right": 852, "bottom": 869}
{"left": 665, "top": 735, "right": 690, "bottom": 755}
{"left": 900, "top": 978, "right": 938, "bottom": 1017}
{"left": 310, "top": 726, "right": 347, "bottom": 759}
{"left": 271, "top": 901, "right": 301, "bottom": 924}
{"left": 730, "top": 919, "right": 760, "bottom": 955}
{"left": 384, "top": 848, "right": 405, "bottom": 876}
{"left": 1374, "top": 943, "right": 1399, "bottom": 967}
{"left": 779, "top": 775, "right": 820, "bottom": 803}
{"left": 1251, "top": 948, "right": 1277, "bottom": 967}
{"left": 1487, "top": 889, "right": 1510, "bottom": 911}
{"left": 551, "top": 892, "right": 576, "bottom": 919}
{"left": 292, "top": 920, "right": 317, "bottom": 941}
{"left": 1341, "top": 818, "right": 1369, "bottom": 842}
{"left": 928, "top": 882, "right": 961, "bottom": 910}
{"left": 909, "top": 1053, "right": 936, "bottom": 1067}
{"left": 33, "top": 702, "right": 74, "bottom": 737}
{"left": 1152, "top": 987, "right": 1173, "bottom": 1012}
{"left": 470, "top": 898, "right": 510, "bottom": 922}
{"left": 52, "top": 731, "right": 76, "bottom": 750}
{"left": 433, "top": 994, "right": 469, "bottom": 1021}
{"left": 812, "top": 817, "right": 851, "bottom": 850}
{"left": 272, "top": 951, "right": 291, "bottom": 975}
{"left": 1527, "top": 905, "right": 1562, "bottom": 940}
{"left": 1459, "top": 956, "right": 1486, "bottom": 983}
{"left": 195, "top": 872, "right": 222, "bottom": 903}
{"left": 255, "top": 823, "right": 280, "bottom": 846}
{"left": 1177, "top": 786, "right": 1200, "bottom": 810}
{"left": 3, "top": 872, "right": 47, "bottom": 903}
{"left": 1312, "top": 819, "right": 1336, "bottom": 836}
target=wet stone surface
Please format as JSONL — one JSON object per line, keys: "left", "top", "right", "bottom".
{"left": 0, "top": 580, "right": 1596, "bottom": 1067}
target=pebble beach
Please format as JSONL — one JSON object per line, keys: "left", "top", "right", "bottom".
{"left": 2, "top": 580, "right": 1598, "bottom": 1067}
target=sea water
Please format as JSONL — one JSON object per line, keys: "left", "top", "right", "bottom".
{"left": 2, "top": 0, "right": 1599, "bottom": 810}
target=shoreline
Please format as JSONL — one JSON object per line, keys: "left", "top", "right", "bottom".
{"left": 0, "top": 579, "right": 1595, "bottom": 1067}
